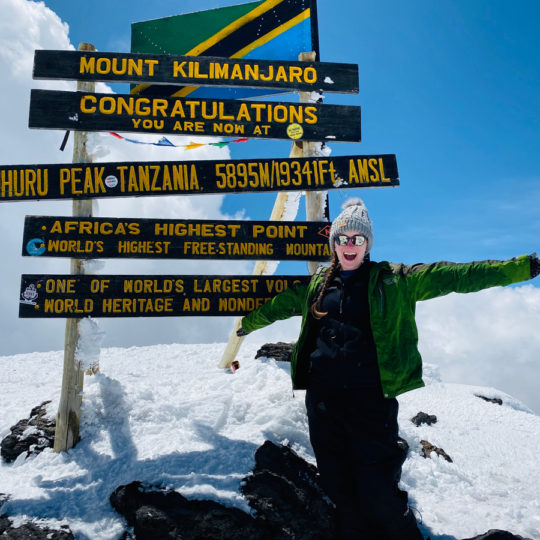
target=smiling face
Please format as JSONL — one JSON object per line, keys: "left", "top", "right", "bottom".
{"left": 334, "top": 230, "right": 368, "bottom": 271}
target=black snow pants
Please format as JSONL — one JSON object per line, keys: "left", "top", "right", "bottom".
{"left": 305, "top": 385, "right": 424, "bottom": 540}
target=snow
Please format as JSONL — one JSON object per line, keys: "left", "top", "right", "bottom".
{"left": 314, "top": 140, "right": 332, "bottom": 157}
{"left": 332, "top": 177, "right": 349, "bottom": 187}
{"left": 75, "top": 318, "right": 104, "bottom": 372}
{"left": 308, "top": 91, "right": 323, "bottom": 104}
{"left": 281, "top": 191, "right": 302, "bottom": 222}
{"left": 1, "top": 342, "right": 539, "bottom": 539}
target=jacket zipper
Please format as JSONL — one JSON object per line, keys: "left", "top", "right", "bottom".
{"left": 378, "top": 283, "right": 384, "bottom": 313}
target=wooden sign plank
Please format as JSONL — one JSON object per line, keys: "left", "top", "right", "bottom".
{"left": 33, "top": 50, "right": 359, "bottom": 94}
{"left": 0, "top": 154, "right": 398, "bottom": 202}
{"left": 28, "top": 89, "right": 361, "bottom": 142}
{"left": 22, "top": 217, "right": 332, "bottom": 261}
{"left": 19, "top": 274, "right": 310, "bottom": 318}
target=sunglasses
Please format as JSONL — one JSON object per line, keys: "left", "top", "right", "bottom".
{"left": 336, "top": 234, "right": 366, "bottom": 247}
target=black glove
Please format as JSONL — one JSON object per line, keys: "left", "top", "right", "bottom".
{"left": 236, "top": 326, "right": 248, "bottom": 337}
{"left": 531, "top": 256, "right": 540, "bottom": 278}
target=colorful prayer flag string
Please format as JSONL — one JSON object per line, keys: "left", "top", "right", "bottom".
{"left": 108, "top": 132, "right": 248, "bottom": 150}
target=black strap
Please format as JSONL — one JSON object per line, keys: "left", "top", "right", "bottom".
{"left": 59, "top": 130, "right": 70, "bottom": 151}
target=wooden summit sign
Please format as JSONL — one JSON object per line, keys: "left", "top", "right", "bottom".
{"left": 33, "top": 51, "right": 359, "bottom": 94}
{"left": 0, "top": 154, "right": 398, "bottom": 201}
{"left": 28, "top": 89, "right": 361, "bottom": 142}
{"left": 22, "top": 217, "right": 333, "bottom": 260}
{"left": 19, "top": 274, "right": 310, "bottom": 318}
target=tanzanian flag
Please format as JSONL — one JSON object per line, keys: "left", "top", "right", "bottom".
{"left": 130, "top": 0, "right": 319, "bottom": 99}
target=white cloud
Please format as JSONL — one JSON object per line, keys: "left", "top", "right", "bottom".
{"left": 417, "top": 284, "right": 540, "bottom": 413}
{"left": 0, "top": 0, "right": 72, "bottom": 79}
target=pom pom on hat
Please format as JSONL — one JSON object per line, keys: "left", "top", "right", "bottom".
{"left": 329, "top": 198, "right": 373, "bottom": 252}
{"left": 341, "top": 197, "right": 365, "bottom": 210}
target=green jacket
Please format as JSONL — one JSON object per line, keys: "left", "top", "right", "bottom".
{"left": 241, "top": 255, "right": 533, "bottom": 398}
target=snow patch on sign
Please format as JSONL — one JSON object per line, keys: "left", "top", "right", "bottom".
{"left": 304, "top": 141, "right": 331, "bottom": 158}
{"left": 262, "top": 260, "right": 279, "bottom": 275}
{"left": 316, "top": 191, "right": 328, "bottom": 221}
{"left": 76, "top": 317, "right": 105, "bottom": 372}
{"left": 332, "top": 178, "right": 348, "bottom": 187}
{"left": 282, "top": 191, "right": 302, "bottom": 222}
{"left": 87, "top": 134, "right": 112, "bottom": 161}
{"left": 82, "top": 259, "right": 106, "bottom": 274}
{"left": 308, "top": 91, "right": 323, "bottom": 104}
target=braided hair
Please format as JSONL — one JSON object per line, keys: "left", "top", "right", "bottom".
{"left": 310, "top": 251, "right": 371, "bottom": 319}
{"left": 310, "top": 252, "right": 339, "bottom": 319}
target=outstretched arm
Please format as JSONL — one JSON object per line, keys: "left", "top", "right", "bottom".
{"left": 399, "top": 254, "right": 536, "bottom": 302}
{"left": 238, "top": 282, "right": 309, "bottom": 335}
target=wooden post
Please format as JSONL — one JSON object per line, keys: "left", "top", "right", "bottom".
{"left": 218, "top": 51, "right": 326, "bottom": 370}
{"left": 54, "top": 43, "right": 96, "bottom": 452}
{"left": 298, "top": 52, "right": 329, "bottom": 275}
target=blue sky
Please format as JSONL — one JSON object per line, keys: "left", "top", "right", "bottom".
{"left": 41, "top": 0, "right": 540, "bottom": 271}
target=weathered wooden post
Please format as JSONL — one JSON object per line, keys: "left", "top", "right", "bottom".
{"left": 54, "top": 42, "right": 96, "bottom": 452}
{"left": 297, "top": 51, "right": 329, "bottom": 275}
{"left": 218, "top": 51, "right": 327, "bottom": 370}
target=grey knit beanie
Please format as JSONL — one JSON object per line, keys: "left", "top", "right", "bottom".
{"left": 329, "top": 198, "right": 373, "bottom": 252}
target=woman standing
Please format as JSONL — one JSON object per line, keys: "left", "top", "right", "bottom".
{"left": 237, "top": 198, "right": 539, "bottom": 539}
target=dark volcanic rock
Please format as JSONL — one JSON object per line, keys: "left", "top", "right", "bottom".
{"left": 420, "top": 440, "right": 453, "bottom": 463}
{"left": 110, "top": 481, "right": 188, "bottom": 525}
{"left": 475, "top": 395, "right": 503, "bottom": 406}
{"left": 251, "top": 440, "right": 319, "bottom": 480}
{"left": 0, "top": 517, "right": 74, "bottom": 539}
{"left": 1, "top": 402, "right": 55, "bottom": 463}
{"left": 411, "top": 411, "right": 438, "bottom": 427}
{"left": 109, "top": 440, "right": 532, "bottom": 540}
{"left": 0, "top": 516, "right": 10, "bottom": 535}
{"left": 110, "top": 481, "right": 265, "bottom": 540}
{"left": 241, "top": 441, "right": 335, "bottom": 539}
{"left": 463, "top": 529, "right": 532, "bottom": 539}
{"left": 111, "top": 441, "right": 336, "bottom": 539}
{"left": 255, "top": 342, "right": 295, "bottom": 363}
